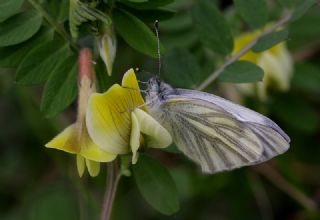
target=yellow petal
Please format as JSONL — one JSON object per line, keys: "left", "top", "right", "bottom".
{"left": 86, "top": 84, "right": 132, "bottom": 154}
{"left": 121, "top": 69, "right": 146, "bottom": 111}
{"left": 45, "top": 123, "right": 80, "bottom": 154}
{"left": 86, "top": 69, "right": 147, "bottom": 155}
{"left": 233, "top": 31, "right": 260, "bottom": 63}
{"left": 85, "top": 159, "right": 100, "bottom": 177}
{"left": 77, "top": 155, "right": 85, "bottom": 177}
{"left": 130, "top": 112, "right": 140, "bottom": 164}
{"left": 132, "top": 152, "right": 139, "bottom": 165}
{"left": 133, "top": 108, "right": 172, "bottom": 148}
{"left": 79, "top": 120, "right": 117, "bottom": 162}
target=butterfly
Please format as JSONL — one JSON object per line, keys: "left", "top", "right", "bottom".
{"left": 143, "top": 76, "right": 290, "bottom": 174}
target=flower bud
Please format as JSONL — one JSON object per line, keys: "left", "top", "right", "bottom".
{"left": 98, "top": 25, "right": 116, "bottom": 76}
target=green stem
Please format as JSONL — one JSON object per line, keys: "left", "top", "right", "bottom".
{"left": 197, "top": 12, "right": 293, "bottom": 90}
{"left": 28, "top": 0, "right": 77, "bottom": 51}
{"left": 100, "top": 161, "right": 121, "bottom": 220}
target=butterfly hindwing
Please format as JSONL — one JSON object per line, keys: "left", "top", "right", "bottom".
{"left": 158, "top": 98, "right": 264, "bottom": 173}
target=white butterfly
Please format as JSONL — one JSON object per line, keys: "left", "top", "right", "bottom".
{"left": 144, "top": 77, "right": 290, "bottom": 174}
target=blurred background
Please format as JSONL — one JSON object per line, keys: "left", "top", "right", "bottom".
{"left": 1, "top": 0, "right": 320, "bottom": 219}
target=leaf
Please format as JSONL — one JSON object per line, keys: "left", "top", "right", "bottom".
{"left": 163, "top": 48, "right": 204, "bottom": 89}
{"left": 114, "top": 9, "right": 161, "bottom": 58}
{"left": 272, "top": 94, "right": 319, "bottom": 134}
{"left": 69, "top": 0, "right": 111, "bottom": 38}
{"left": 291, "top": 63, "right": 320, "bottom": 93}
{"left": 0, "top": 10, "right": 42, "bottom": 47}
{"left": 290, "top": 0, "right": 317, "bottom": 22}
{"left": 44, "top": 0, "right": 69, "bottom": 23}
{"left": 124, "top": 7, "right": 175, "bottom": 23}
{"left": 219, "top": 61, "right": 264, "bottom": 83}
{"left": 133, "top": 155, "right": 179, "bottom": 215}
{"left": 277, "top": 0, "right": 296, "bottom": 8}
{"left": 0, "top": 0, "right": 23, "bottom": 22}
{"left": 234, "top": 0, "right": 268, "bottom": 29}
{"left": 192, "top": 0, "right": 233, "bottom": 56}
{"left": 252, "top": 29, "right": 289, "bottom": 52}
{"left": 0, "top": 27, "right": 54, "bottom": 68}
{"left": 120, "top": 0, "right": 174, "bottom": 9}
{"left": 128, "top": 0, "right": 148, "bottom": 2}
{"left": 16, "top": 41, "right": 71, "bottom": 85}
{"left": 41, "top": 56, "right": 78, "bottom": 117}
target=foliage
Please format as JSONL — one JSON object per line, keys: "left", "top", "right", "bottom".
{"left": 1, "top": 0, "right": 320, "bottom": 219}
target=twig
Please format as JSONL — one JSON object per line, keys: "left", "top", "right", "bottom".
{"left": 197, "top": 12, "right": 293, "bottom": 91}
{"left": 248, "top": 172, "right": 274, "bottom": 220}
{"left": 100, "top": 161, "right": 121, "bottom": 220}
{"left": 253, "top": 164, "right": 317, "bottom": 211}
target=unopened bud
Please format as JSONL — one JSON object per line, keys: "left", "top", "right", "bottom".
{"left": 79, "top": 48, "right": 94, "bottom": 81}
{"left": 98, "top": 25, "right": 116, "bottom": 76}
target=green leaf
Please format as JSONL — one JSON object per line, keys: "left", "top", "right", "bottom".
{"left": 0, "top": 27, "right": 54, "bottom": 68}
{"left": 125, "top": 8, "right": 175, "bottom": 23}
{"left": 128, "top": 0, "right": 148, "bottom": 2}
{"left": 277, "top": 0, "right": 296, "bottom": 8}
{"left": 290, "top": 0, "right": 317, "bottom": 22}
{"left": 69, "top": 0, "right": 111, "bottom": 38}
{"left": 133, "top": 155, "right": 179, "bottom": 215}
{"left": 163, "top": 48, "right": 204, "bottom": 89}
{"left": 0, "top": 0, "right": 23, "bottom": 22}
{"left": 41, "top": 56, "right": 78, "bottom": 117}
{"left": 219, "top": 61, "right": 264, "bottom": 83}
{"left": 0, "top": 10, "right": 42, "bottom": 47}
{"left": 272, "top": 94, "right": 319, "bottom": 134}
{"left": 114, "top": 9, "right": 161, "bottom": 58}
{"left": 234, "top": 0, "right": 268, "bottom": 29}
{"left": 252, "top": 29, "right": 289, "bottom": 52}
{"left": 291, "top": 63, "right": 320, "bottom": 93}
{"left": 44, "top": 0, "right": 69, "bottom": 23}
{"left": 192, "top": 0, "right": 233, "bottom": 56}
{"left": 16, "top": 41, "right": 71, "bottom": 85}
{"left": 120, "top": 0, "right": 174, "bottom": 9}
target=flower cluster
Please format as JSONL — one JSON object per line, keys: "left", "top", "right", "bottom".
{"left": 46, "top": 49, "right": 171, "bottom": 177}
{"left": 232, "top": 28, "right": 293, "bottom": 100}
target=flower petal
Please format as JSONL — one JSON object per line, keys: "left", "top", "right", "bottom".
{"left": 77, "top": 155, "right": 85, "bottom": 177}
{"left": 86, "top": 69, "right": 146, "bottom": 155}
{"left": 130, "top": 112, "right": 140, "bottom": 164}
{"left": 80, "top": 121, "right": 117, "bottom": 162}
{"left": 85, "top": 159, "right": 100, "bottom": 177}
{"left": 86, "top": 84, "right": 132, "bottom": 154}
{"left": 45, "top": 124, "right": 80, "bottom": 154}
{"left": 233, "top": 31, "right": 260, "bottom": 63}
{"left": 133, "top": 108, "right": 172, "bottom": 148}
{"left": 121, "top": 68, "right": 146, "bottom": 109}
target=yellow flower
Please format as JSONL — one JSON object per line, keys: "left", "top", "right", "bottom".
{"left": 232, "top": 29, "right": 293, "bottom": 100}
{"left": 46, "top": 54, "right": 171, "bottom": 176}
{"left": 86, "top": 68, "right": 172, "bottom": 164}
{"left": 45, "top": 48, "right": 116, "bottom": 177}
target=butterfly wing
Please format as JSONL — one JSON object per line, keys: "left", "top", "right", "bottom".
{"left": 173, "top": 89, "right": 290, "bottom": 163}
{"left": 149, "top": 89, "right": 289, "bottom": 174}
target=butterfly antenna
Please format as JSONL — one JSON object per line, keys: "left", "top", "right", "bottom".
{"left": 154, "top": 20, "right": 161, "bottom": 77}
